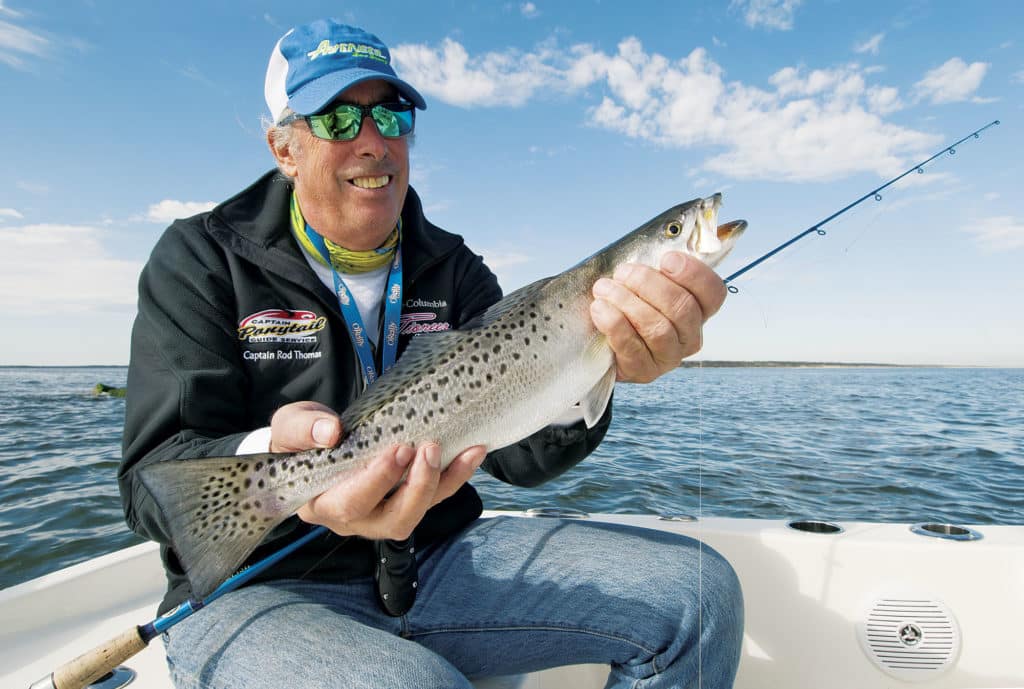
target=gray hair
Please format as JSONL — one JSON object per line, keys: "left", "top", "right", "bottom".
{"left": 264, "top": 109, "right": 302, "bottom": 178}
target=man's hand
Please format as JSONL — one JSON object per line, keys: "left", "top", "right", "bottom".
{"left": 590, "top": 251, "right": 727, "bottom": 383}
{"left": 270, "top": 401, "right": 486, "bottom": 540}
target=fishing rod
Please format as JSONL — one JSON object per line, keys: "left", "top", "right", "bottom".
{"left": 721, "top": 119, "right": 1000, "bottom": 290}
{"left": 30, "top": 525, "right": 328, "bottom": 689}
{"left": 33, "top": 119, "right": 1001, "bottom": 689}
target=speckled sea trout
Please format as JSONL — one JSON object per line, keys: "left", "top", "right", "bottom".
{"left": 140, "top": 194, "right": 746, "bottom": 598}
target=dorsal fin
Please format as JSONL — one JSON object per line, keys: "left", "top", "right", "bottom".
{"left": 460, "top": 276, "right": 555, "bottom": 330}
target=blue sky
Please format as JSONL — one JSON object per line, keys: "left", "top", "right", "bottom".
{"left": 1, "top": 0, "right": 1021, "bottom": 366}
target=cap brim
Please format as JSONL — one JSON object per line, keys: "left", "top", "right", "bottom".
{"left": 288, "top": 69, "right": 427, "bottom": 116}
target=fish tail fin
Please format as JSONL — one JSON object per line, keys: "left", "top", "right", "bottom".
{"left": 138, "top": 452, "right": 295, "bottom": 599}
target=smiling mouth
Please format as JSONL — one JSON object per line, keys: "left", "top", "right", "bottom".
{"left": 350, "top": 175, "right": 391, "bottom": 190}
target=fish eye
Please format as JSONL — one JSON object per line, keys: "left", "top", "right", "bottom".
{"left": 665, "top": 222, "right": 683, "bottom": 238}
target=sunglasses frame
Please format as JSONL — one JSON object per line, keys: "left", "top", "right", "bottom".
{"left": 282, "top": 101, "right": 415, "bottom": 141}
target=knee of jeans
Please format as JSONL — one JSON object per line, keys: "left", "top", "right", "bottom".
{"left": 698, "top": 545, "right": 744, "bottom": 640}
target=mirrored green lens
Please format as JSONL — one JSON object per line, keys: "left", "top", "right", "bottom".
{"left": 308, "top": 106, "right": 361, "bottom": 140}
{"left": 371, "top": 105, "right": 414, "bottom": 137}
{"left": 306, "top": 103, "right": 414, "bottom": 141}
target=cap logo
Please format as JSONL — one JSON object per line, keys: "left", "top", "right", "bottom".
{"left": 306, "top": 40, "right": 388, "bottom": 63}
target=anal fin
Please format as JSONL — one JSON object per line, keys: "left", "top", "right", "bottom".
{"left": 581, "top": 366, "right": 616, "bottom": 428}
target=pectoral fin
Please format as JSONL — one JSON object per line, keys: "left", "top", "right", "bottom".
{"left": 582, "top": 366, "right": 616, "bottom": 428}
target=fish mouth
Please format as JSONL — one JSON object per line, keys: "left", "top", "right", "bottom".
{"left": 717, "top": 219, "right": 747, "bottom": 240}
{"left": 688, "top": 193, "right": 725, "bottom": 254}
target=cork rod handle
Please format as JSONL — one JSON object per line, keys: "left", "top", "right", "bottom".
{"left": 46, "top": 627, "right": 148, "bottom": 689}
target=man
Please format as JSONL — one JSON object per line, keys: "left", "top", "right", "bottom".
{"left": 119, "top": 19, "right": 743, "bottom": 689}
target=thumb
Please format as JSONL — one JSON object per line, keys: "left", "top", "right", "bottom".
{"left": 270, "top": 401, "right": 342, "bottom": 452}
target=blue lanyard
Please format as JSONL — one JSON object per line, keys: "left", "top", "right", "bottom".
{"left": 302, "top": 223, "right": 403, "bottom": 388}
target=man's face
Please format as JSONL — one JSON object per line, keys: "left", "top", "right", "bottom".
{"left": 285, "top": 80, "right": 411, "bottom": 250}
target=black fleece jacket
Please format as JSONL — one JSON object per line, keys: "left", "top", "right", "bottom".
{"left": 118, "top": 170, "right": 611, "bottom": 613}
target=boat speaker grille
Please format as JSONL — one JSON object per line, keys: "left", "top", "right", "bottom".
{"left": 857, "top": 598, "right": 960, "bottom": 682}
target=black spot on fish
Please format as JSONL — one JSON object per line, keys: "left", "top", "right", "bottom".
{"left": 432, "top": 392, "right": 439, "bottom": 402}
{"left": 504, "top": 333, "right": 513, "bottom": 340}
{"left": 499, "top": 363, "right": 507, "bottom": 374}
{"left": 482, "top": 353, "right": 490, "bottom": 363}
{"left": 493, "top": 345, "right": 502, "bottom": 353}
{"left": 524, "top": 337, "right": 531, "bottom": 345}
{"left": 456, "top": 395, "right": 462, "bottom": 404}
{"left": 471, "top": 354, "right": 480, "bottom": 363}
{"left": 244, "top": 478, "right": 252, "bottom": 489}
{"left": 543, "top": 335, "right": 549, "bottom": 341}
{"left": 269, "top": 466, "right": 276, "bottom": 477}
{"left": 513, "top": 353, "right": 521, "bottom": 360}
{"left": 486, "top": 373, "right": 493, "bottom": 382}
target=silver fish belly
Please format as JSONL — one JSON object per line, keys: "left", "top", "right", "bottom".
{"left": 139, "top": 193, "right": 746, "bottom": 598}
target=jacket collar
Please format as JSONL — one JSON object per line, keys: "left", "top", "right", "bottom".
{"left": 207, "top": 169, "right": 465, "bottom": 286}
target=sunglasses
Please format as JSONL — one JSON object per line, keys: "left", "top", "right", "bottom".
{"left": 289, "top": 102, "right": 416, "bottom": 141}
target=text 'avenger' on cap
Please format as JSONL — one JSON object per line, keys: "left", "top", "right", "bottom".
{"left": 265, "top": 19, "right": 426, "bottom": 124}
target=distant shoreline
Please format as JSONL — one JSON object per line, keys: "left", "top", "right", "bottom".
{"left": 682, "top": 360, "right": 907, "bottom": 368}
{"left": 681, "top": 361, "right": 945, "bottom": 368}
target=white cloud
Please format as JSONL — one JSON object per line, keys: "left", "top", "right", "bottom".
{"left": 913, "top": 57, "right": 989, "bottom": 104}
{"left": 16, "top": 180, "right": 48, "bottom": 194}
{"left": 1012, "top": 70, "right": 1024, "bottom": 85}
{"left": 961, "top": 216, "right": 1024, "bottom": 251}
{"left": 0, "top": 1, "right": 22, "bottom": 17}
{"left": 143, "top": 199, "right": 217, "bottom": 224}
{"left": 478, "top": 249, "right": 532, "bottom": 288}
{"left": 0, "top": 207, "right": 23, "bottom": 220}
{"left": 0, "top": 223, "right": 143, "bottom": 313}
{"left": 520, "top": 2, "right": 539, "bottom": 19}
{"left": 731, "top": 0, "right": 802, "bottom": 30}
{"left": 398, "top": 35, "right": 944, "bottom": 181}
{"left": 854, "top": 33, "right": 885, "bottom": 56}
{"left": 392, "top": 38, "right": 561, "bottom": 107}
{"left": 0, "top": 17, "right": 48, "bottom": 68}
{"left": 570, "top": 40, "right": 935, "bottom": 181}
{"left": 865, "top": 85, "right": 903, "bottom": 114}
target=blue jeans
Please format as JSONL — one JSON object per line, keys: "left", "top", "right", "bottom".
{"left": 163, "top": 516, "right": 743, "bottom": 689}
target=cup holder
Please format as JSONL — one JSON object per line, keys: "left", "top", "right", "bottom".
{"left": 786, "top": 519, "right": 844, "bottom": 534}
{"left": 910, "top": 523, "right": 983, "bottom": 541}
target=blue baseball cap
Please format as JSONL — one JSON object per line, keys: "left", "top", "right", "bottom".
{"left": 265, "top": 20, "right": 426, "bottom": 124}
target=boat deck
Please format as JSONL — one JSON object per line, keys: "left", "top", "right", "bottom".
{"left": 3, "top": 512, "right": 1023, "bottom": 688}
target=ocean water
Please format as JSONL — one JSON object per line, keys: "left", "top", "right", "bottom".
{"left": 1, "top": 365, "right": 1021, "bottom": 590}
